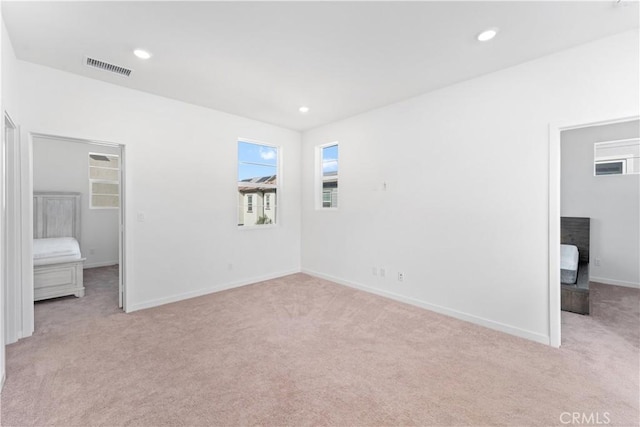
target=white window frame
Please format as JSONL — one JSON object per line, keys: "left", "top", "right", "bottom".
{"left": 594, "top": 138, "right": 640, "bottom": 176}
{"left": 237, "top": 138, "right": 281, "bottom": 228}
{"left": 247, "top": 195, "right": 253, "bottom": 213}
{"left": 89, "top": 152, "right": 120, "bottom": 210}
{"left": 316, "top": 141, "right": 339, "bottom": 211}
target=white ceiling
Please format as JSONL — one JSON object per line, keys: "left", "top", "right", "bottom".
{"left": 2, "top": 1, "right": 638, "bottom": 131}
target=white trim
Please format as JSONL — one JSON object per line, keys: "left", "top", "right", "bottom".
{"left": 594, "top": 137, "right": 640, "bottom": 146}
{"left": 548, "top": 123, "right": 562, "bottom": 348}
{"left": 548, "top": 113, "right": 639, "bottom": 349}
{"left": 303, "top": 268, "right": 550, "bottom": 346}
{"left": 590, "top": 276, "right": 640, "bottom": 289}
{"left": 4, "top": 111, "right": 16, "bottom": 129}
{"left": 119, "top": 145, "right": 127, "bottom": 310}
{"left": 3, "top": 111, "right": 22, "bottom": 345}
{"left": 127, "top": 269, "right": 300, "bottom": 312}
{"left": 30, "top": 132, "right": 121, "bottom": 148}
{"left": 22, "top": 132, "right": 34, "bottom": 337}
{"left": 83, "top": 260, "right": 119, "bottom": 269}
{"left": 237, "top": 224, "right": 279, "bottom": 231}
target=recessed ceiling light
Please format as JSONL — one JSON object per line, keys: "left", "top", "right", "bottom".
{"left": 133, "top": 49, "right": 152, "bottom": 59}
{"left": 477, "top": 28, "right": 499, "bottom": 42}
{"left": 299, "top": 106, "right": 310, "bottom": 113}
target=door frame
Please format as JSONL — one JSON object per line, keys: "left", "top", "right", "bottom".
{"left": 3, "top": 112, "right": 21, "bottom": 344}
{"left": 23, "top": 132, "right": 128, "bottom": 332}
{"left": 548, "top": 113, "right": 639, "bottom": 348}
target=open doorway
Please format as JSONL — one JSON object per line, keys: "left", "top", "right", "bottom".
{"left": 30, "top": 133, "right": 126, "bottom": 332}
{"left": 552, "top": 117, "right": 639, "bottom": 347}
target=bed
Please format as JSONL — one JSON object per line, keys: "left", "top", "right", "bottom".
{"left": 33, "top": 192, "right": 85, "bottom": 301}
{"left": 561, "top": 244, "right": 580, "bottom": 285}
{"left": 560, "top": 217, "right": 590, "bottom": 314}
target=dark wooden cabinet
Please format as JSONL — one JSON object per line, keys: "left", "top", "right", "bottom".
{"left": 561, "top": 285, "right": 589, "bottom": 315}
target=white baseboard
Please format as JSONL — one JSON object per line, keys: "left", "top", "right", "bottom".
{"left": 127, "top": 269, "right": 301, "bottom": 313}
{"left": 84, "top": 260, "right": 118, "bottom": 269}
{"left": 302, "top": 268, "right": 550, "bottom": 346}
{"left": 590, "top": 276, "right": 640, "bottom": 289}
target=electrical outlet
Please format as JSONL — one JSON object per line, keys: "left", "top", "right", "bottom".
{"left": 398, "top": 272, "right": 405, "bottom": 282}
{"left": 380, "top": 268, "right": 386, "bottom": 278}
{"left": 595, "top": 258, "right": 601, "bottom": 266}
{"left": 372, "top": 267, "right": 378, "bottom": 276}
{"left": 89, "top": 248, "right": 95, "bottom": 255}
{"left": 228, "top": 263, "right": 233, "bottom": 271}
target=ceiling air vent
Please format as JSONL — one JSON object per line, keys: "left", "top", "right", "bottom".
{"left": 85, "top": 56, "right": 133, "bottom": 77}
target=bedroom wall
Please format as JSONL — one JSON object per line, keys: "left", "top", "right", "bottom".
{"left": 301, "top": 30, "right": 640, "bottom": 345}
{"left": 561, "top": 120, "right": 640, "bottom": 288}
{"left": 0, "top": 10, "right": 7, "bottom": 389}
{"left": 32, "top": 137, "right": 120, "bottom": 268}
{"left": 7, "top": 50, "right": 302, "bottom": 313}
{"left": 1, "top": 16, "right": 26, "bottom": 380}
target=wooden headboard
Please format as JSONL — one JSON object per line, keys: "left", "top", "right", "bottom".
{"left": 561, "top": 217, "right": 590, "bottom": 264}
{"left": 33, "top": 192, "right": 82, "bottom": 243}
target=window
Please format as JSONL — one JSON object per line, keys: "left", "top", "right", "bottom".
{"left": 594, "top": 139, "right": 640, "bottom": 176}
{"left": 237, "top": 140, "right": 278, "bottom": 226}
{"left": 595, "top": 160, "right": 625, "bottom": 176}
{"left": 89, "top": 153, "right": 119, "bottom": 209}
{"left": 318, "top": 143, "right": 338, "bottom": 209}
{"left": 322, "top": 191, "right": 332, "bottom": 207}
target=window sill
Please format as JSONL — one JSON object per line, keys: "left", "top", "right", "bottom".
{"left": 237, "top": 224, "right": 279, "bottom": 230}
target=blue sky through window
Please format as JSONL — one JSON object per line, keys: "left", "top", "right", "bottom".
{"left": 322, "top": 144, "right": 338, "bottom": 175}
{"left": 238, "top": 141, "right": 277, "bottom": 181}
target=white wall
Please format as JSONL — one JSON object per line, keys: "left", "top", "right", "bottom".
{"left": 0, "top": 11, "right": 6, "bottom": 389}
{"left": 301, "top": 30, "right": 640, "bottom": 345}
{"left": 561, "top": 120, "right": 640, "bottom": 288}
{"left": 1, "top": 15, "right": 25, "bottom": 386}
{"left": 6, "top": 46, "right": 302, "bottom": 313}
{"left": 32, "top": 137, "right": 120, "bottom": 268}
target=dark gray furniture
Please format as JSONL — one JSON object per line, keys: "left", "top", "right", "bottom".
{"left": 560, "top": 217, "right": 590, "bottom": 315}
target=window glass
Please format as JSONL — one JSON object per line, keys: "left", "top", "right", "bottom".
{"left": 595, "top": 161, "right": 624, "bottom": 176}
{"left": 89, "top": 153, "right": 120, "bottom": 209}
{"left": 238, "top": 141, "right": 278, "bottom": 226}
{"left": 321, "top": 144, "right": 338, "bottom": 208}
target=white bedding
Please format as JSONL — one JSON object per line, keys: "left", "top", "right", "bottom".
{"left": 33, "top": 237, "right": 82, "bottom": 266}
{"left": 560, "top": 244, "right": 579, "bottom": 271}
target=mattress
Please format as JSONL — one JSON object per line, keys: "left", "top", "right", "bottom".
{"left": 560, "top": 244, "right": 579, "bottom": 284}
{"left": 33, "top": 237, "right": 82, "bottom": 266}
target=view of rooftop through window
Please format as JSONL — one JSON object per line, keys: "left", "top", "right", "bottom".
{"left": 237, "top": 140, "right": 278, "bottom": 226}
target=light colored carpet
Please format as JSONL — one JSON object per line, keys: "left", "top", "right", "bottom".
{"left": 1, "top": 272, "right": 638, "bottom": 426}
